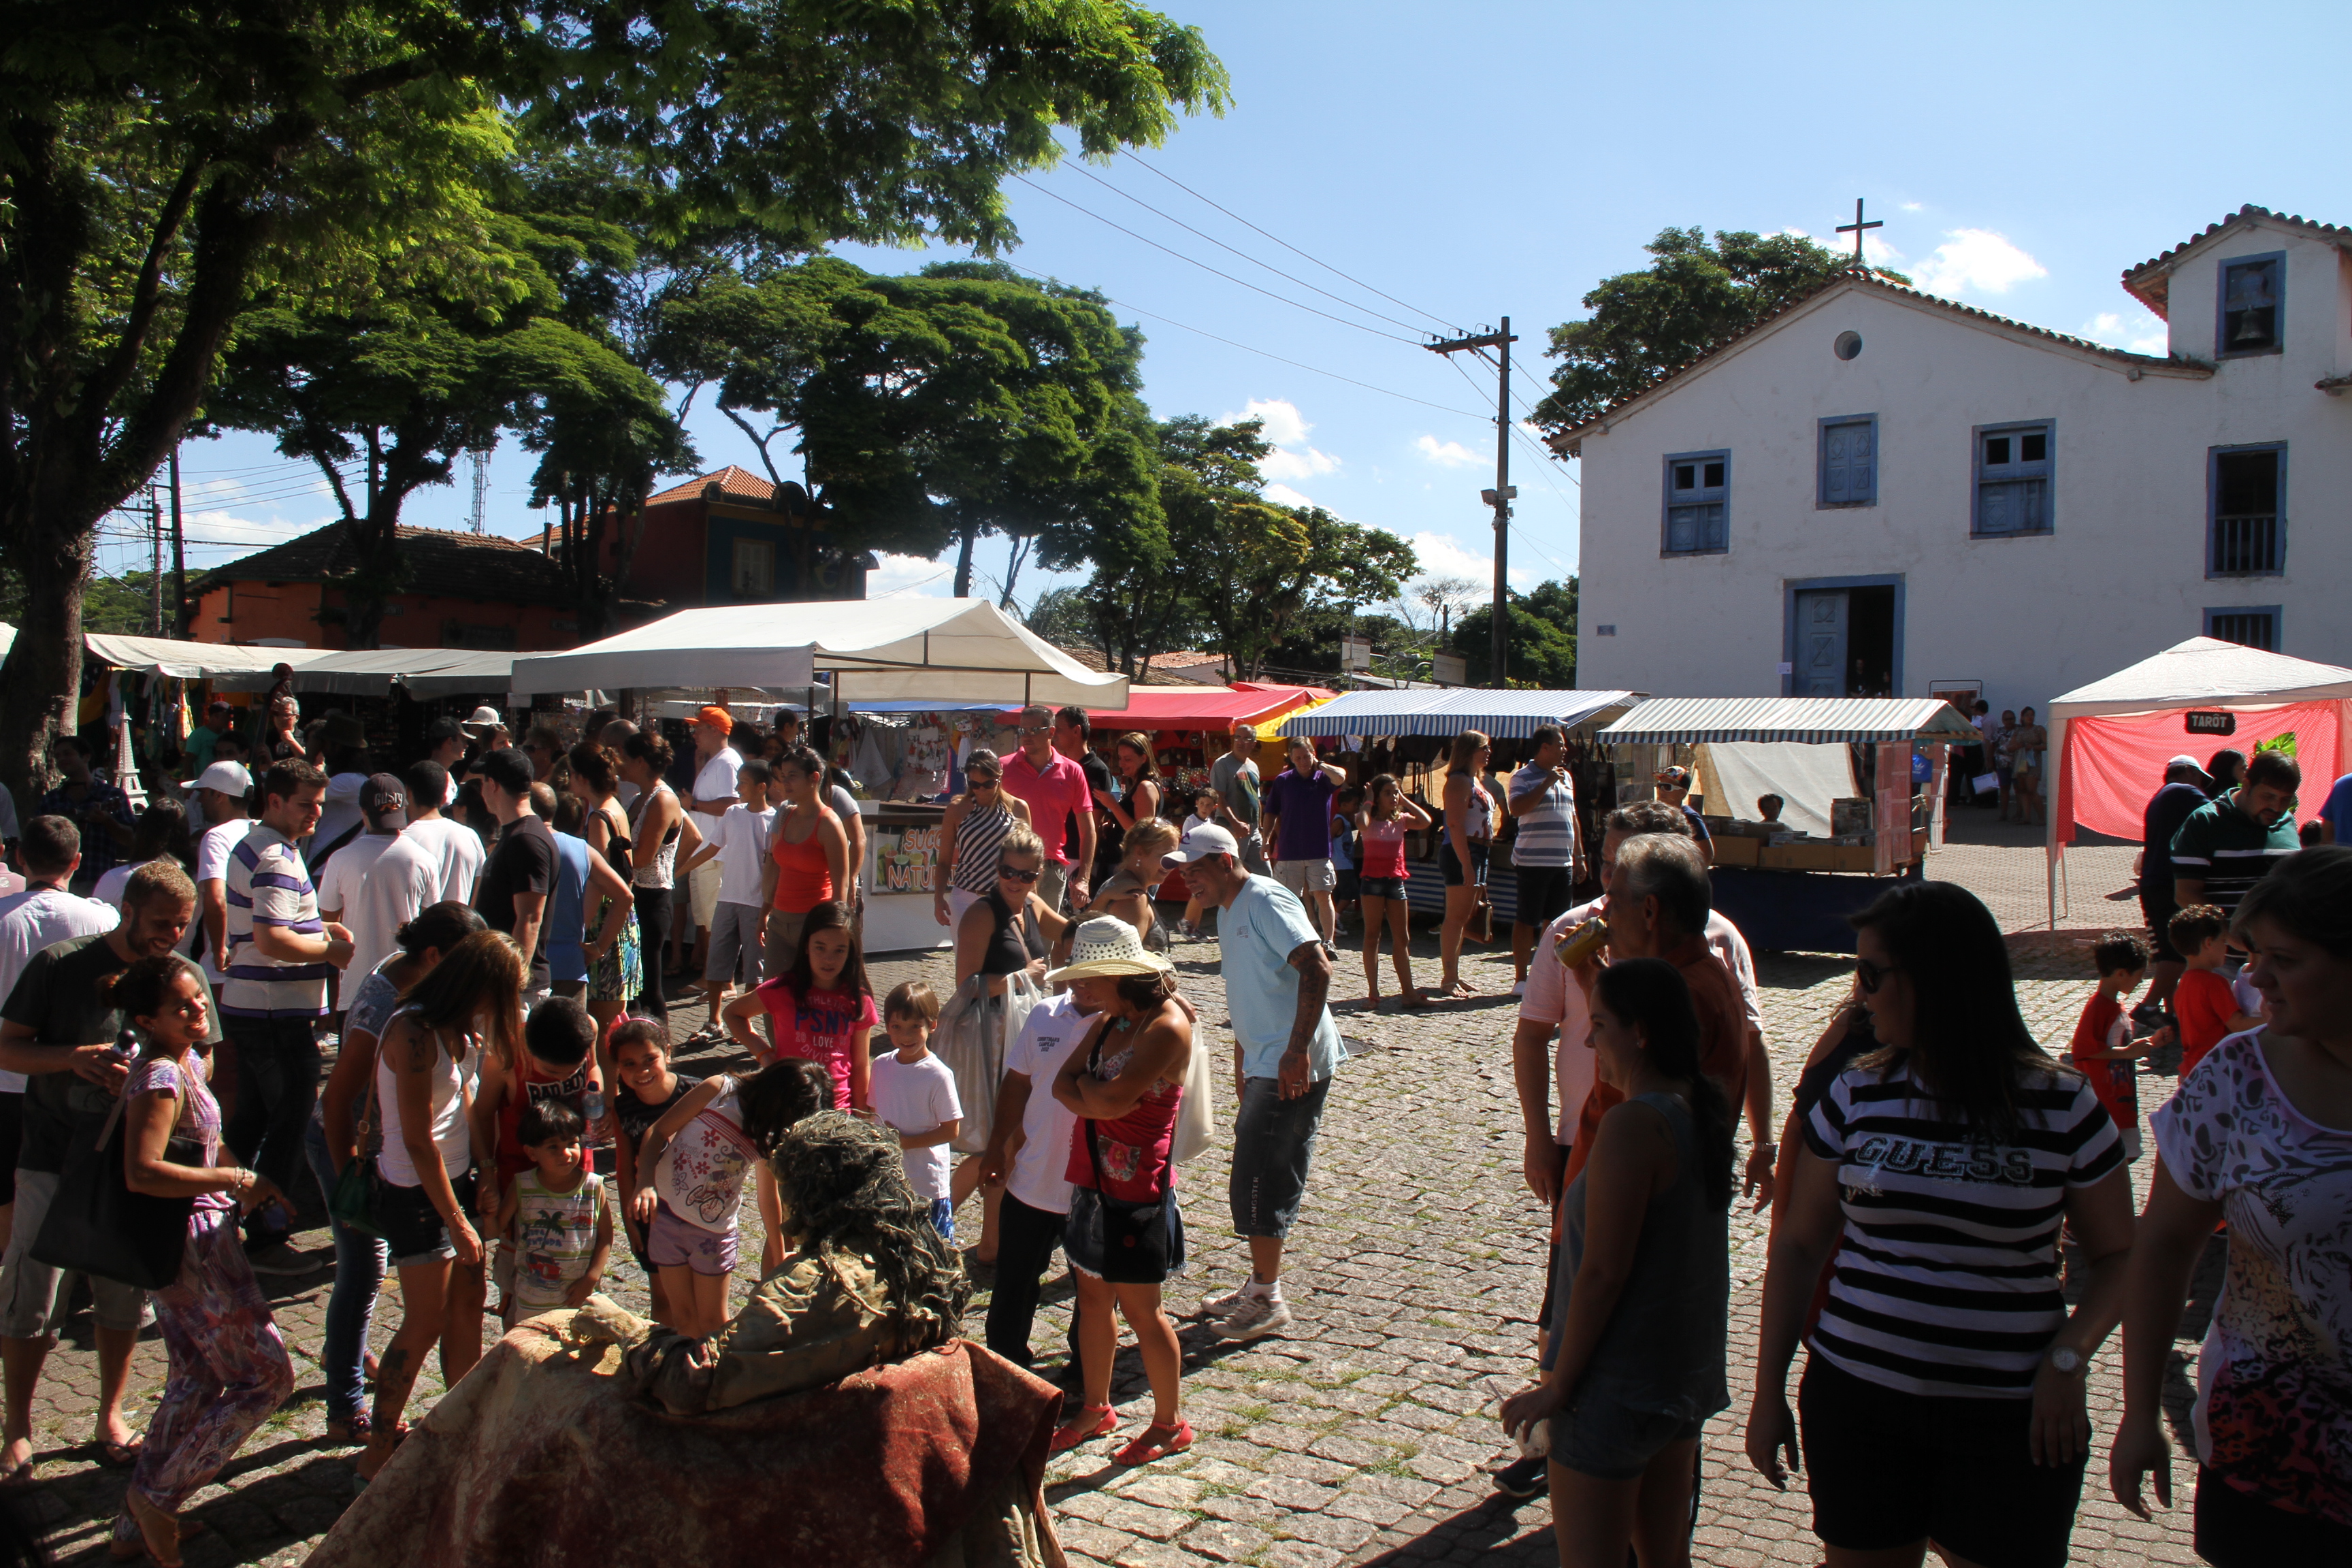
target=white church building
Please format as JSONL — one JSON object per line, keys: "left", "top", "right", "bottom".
{"left": 1559, "top": 205, "right": 2352, "bottom": 713}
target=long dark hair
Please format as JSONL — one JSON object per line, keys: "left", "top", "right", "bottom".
{"left": 1592, "top": 958, "right": 1734, "bottom": 1209}
{"left": 2236, "top": 844, "right": 2352, "bottom": 960}
{"left": 738, "top": 1058, "right": 834, "bottom": 1156}
{"left": 782, "top": 900, "right": 870, "bottom": 1004}
{"left": 401, "top": 930, "right": 526, "bottom": 1067}
{"left": 1850, "top": 881, "right": 2056, "bottom": 1142}
{"left": 129, "top": 796, "right": 194, "bottom": 870}
{"left": 103, "top": 952, "right": 198, "bottom": 1032}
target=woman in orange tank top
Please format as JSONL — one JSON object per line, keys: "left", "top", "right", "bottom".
{"left": 762, "top": 745, "right": 849, "bottom": 981}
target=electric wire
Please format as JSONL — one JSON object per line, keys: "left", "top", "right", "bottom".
{"left": 1011, "top": 176, "right": 1425, "bottom": 346}
{"left": 1118, "top": 151, "right": 1458, "bottom": 333}
{"left": 1060, "top": 163, "right": 1437, "bottom": 338}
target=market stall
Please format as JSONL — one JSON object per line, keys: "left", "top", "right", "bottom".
{"left": 1276, "top": 689, "right": 1646, "bottom": 923}
{"left": 2044, "top": 636, "right": 2352, "bottom": 928}
{"left": 510, "top": 600, "right": 1129, "bottom": 954}
{"left": 1597, "top": 696, "right": 1978, "bottom": 953}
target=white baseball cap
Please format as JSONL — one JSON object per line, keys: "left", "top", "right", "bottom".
{"left": 184, "top": 761, "right": 252, "bottom": 797}
{"left": 1162, "top": 823, "right": 1240, "bottom": 866}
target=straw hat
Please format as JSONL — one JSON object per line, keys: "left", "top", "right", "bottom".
{"left": 1045, "top": 917, "right": 1173, "bottom": 985}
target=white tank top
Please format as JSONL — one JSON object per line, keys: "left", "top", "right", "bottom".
{"left": 650, "top": 1075, "right": 755, "bottom": 1232}
{"left": 374, "top": 1007, "right": 480, "bottom": 1186}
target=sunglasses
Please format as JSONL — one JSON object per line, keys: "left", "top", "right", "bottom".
{"left": 1017, "top": 725, "right": 1050, "bottom": 736}
{"left": 969, "top": 776, "right": 1000, "bottom": 788}
{"left": 998, "top": 864, "right": 1041, "bottom": 883}
{"left": 1855, "top": 957, "right": 1904, "bottom": 995}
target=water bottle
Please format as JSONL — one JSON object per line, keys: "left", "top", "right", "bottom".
{"left": 583, "top": 1091, "right": 606, "bottom": 1125}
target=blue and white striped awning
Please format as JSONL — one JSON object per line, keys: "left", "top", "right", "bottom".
{"left": 1597, "top": 696, "right": 1977, "bottom": 747}
{"left": 1278, "top": 689, "right": 1644, "bottom": 741}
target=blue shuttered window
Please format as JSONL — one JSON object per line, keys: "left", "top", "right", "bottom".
{"left": 1818, "top": 416, "right": 1877, "bottom": 508}
{"left": 1973, "top": 421, "right": 2054, "bottom": 538}
{"left": 1661, "top": 450, "right": 1729, "bottom": 555}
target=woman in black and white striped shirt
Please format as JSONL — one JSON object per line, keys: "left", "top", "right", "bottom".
{"left": 1746, "top": 881, "right": 2136, "bottom": 1568}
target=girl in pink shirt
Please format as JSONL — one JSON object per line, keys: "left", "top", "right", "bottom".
{"left": 723, "top": 899, "right": 875, "bottom": 1113}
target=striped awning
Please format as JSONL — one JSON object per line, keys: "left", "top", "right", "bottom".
{"left": 1597, "top": 696, "right": 1977, "bottom": 746}
{"left": 1278, "top": 689, "right": 1644, "bottom": 741}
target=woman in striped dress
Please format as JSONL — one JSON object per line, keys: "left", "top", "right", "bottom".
{"left": 1746, "top": 881, "right": 2136, "bottom": 1568}
{"left": 932, "top": 749, "right": 1030, "bottom": 929}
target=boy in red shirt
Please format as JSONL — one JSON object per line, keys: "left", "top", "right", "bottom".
{"left": 2068, "top": 932, "right": 2170, "bottom": 1160}
{"left": 2169, "top": 904, "right": 2263, "bottom": 1081}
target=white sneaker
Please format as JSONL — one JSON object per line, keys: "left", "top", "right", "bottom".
{"left": 1198, "top": 1280, "right": 1252, "bottom": 1318}
{"left": 1215, "top": 1294, "right": 1294, "bottom": 1341}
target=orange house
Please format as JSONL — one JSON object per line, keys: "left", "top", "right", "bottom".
{"left": 189, "top": 524, "right": 578, "bottom": 651}
{"left": 529, "top": 466, "right": 874, "bottom": 608}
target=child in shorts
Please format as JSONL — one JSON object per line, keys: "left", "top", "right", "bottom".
{"left": 628, "top": 1056, "right": 832, "bottom": 1337}
{"left": 2066, "top": 932, "right": 2170, "bottom": 1161}
{"left": 868, "top": 983, "right": 962, "bottom": 1241}
{"left": 1179, "top": 791, "right": 1224, "bottom": 939}
{"left": 610, "top": 1017, "right": 700, "bottom": 1328}
{"left": 495, "top": 1100, "right": 612, "bottom": 1326}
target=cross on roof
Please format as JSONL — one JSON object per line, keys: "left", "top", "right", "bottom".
{"left": 1836, "top": 197, "right": 1883, "bottom": 266}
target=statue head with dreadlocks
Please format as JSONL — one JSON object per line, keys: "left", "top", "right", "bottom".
{"left": 769, "top": 1111, "right": 972, "bottom": 1345}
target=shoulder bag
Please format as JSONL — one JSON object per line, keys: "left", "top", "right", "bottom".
{"left": 33, "top": 1064, "right": 203, "bottom": 1291}
{"left": 1080, "top": 1030, "right": 1173, "bottom": 1284}
{"left": 327, "top": 1061, "right": 387, "bottom": 1239}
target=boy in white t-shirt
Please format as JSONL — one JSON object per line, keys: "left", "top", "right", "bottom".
{"left": 1177, "top": 789, "right": 1225, "bottom": 941}
{"left": 676, "top": 760, "right": 776, "bottom": 1039}
{"left": 868, "top": 982, "right": 962, "bottom": 1240}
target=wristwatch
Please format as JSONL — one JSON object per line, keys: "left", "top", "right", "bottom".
{"left": 2046, "top": 1345, "right": 2083, "bottom": 1375}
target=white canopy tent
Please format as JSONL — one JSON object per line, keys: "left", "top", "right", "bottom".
{"left": 1275, "top": 688, "right": 1644, "bottom": 740}
{"left": 508, "top": 598, "right": 1128, "bottom": 708}
{"left": 209, "top": 647, "right": 517, "bottom": 699}
{"left": 80, "top": 634, "right": 329, "bottom": 680}
{"left": 2044, "top": 636, "right": 2352, "bottom": 928}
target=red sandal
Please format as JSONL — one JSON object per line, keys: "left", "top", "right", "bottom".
{"left": 1048, "top": 1405, "right": 1118, "bottom": 1454}
{"left": 1112, "top": 1419, "right": 1194, "bottom": 1466}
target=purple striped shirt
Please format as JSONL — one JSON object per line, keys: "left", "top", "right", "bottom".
{"left": 223, "top": 823, "right": 327, "bottom": 1017}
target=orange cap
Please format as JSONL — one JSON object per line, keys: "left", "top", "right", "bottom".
{"left": 695, "top": 704, "right": 734, "bottom": 733}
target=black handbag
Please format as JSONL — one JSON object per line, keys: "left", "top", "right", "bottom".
{"left": 1081, "top": 1032, "right": 1173, "bottom": 1285}
{"left": 33, "top": 1081, "right": 201, "bottom": 1292}
{"left": 327, "top": 1071, "right": 386, "bottom": 1239}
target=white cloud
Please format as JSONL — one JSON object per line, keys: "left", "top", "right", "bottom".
{"left": 868, "top": 551, "right": 957, "bottom": 598}
{"left": 1414, "top": 435, "right": 1480, "bottom": 468}
{"left": 1262, "top": 483, "right": 1317, "bottom": 509}
{"left": 1404, "top": 530, "right": 1536, "bottom": 593}
{"left": 1911, "top": 229, "right": 2047, "bottom": 297}
{"left": 1782, "top": 225, "right": 1904, "bottom": 270}
{"left": 2082, "top": 310, "right": 2170, "bottom": 356}
{"left": 1899, "top": 201, "right": 1925, "bottom": 213}
{"left": 1221, "top": 397, "right": 1341, "bottom": 487}
{"left": 1259, "top": 444, "right": 1339, "bottom": 482}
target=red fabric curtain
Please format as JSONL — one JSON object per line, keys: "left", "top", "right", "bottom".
{"left": 2057, "top": 701, "right": 2342, "bottom": 843}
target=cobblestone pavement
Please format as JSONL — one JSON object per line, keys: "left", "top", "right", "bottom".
{"left": 13, "top": 853, "right": 2210, "bottom": 1566}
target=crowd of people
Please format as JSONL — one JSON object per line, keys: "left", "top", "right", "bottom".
{"left": 0, "top": 692, "right": 2343, "bottom": 1568}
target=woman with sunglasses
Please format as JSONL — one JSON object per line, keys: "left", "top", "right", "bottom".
{"left": 934, "top": 748, "right": 1033, "bottom": 930}
{"left": 949, "top": 827, "right": 1073, "bottom": 1261}
{"left": 1746, "top": 881, "right": 2136, "bottom": 1568}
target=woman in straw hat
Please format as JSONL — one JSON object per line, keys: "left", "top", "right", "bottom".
{"left": 1045, "top": 918, "right": 1196, "bottom": 1466}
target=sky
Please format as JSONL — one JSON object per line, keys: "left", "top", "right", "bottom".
{"left": 120, "top": 0, "right": 2352, "bottom": 625}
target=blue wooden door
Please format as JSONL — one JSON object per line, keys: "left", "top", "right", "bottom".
{"left": 1795, "top": 590, "right": 1848, "bottom": 698}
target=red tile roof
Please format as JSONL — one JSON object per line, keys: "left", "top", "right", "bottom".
{"left": 645, "top": 466, "right": 780, "bottom": 507}
{"left": 1550, "top": 271, "right": 2206, "bottom": 454}
{"left": 193, "top": 523, "right": 571, "bottom": 606}
{"left": 2121, "top": 205, "right": 2352, "bottom": 318}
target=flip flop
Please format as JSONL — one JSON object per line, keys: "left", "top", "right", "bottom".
{"left": 0, "top": 1463, "right": 33, "bottom": 1490}
{"left": 95, "top": 1436, "right": 143, "bottom": 1467}
{"left": 1112, "top": 1419, "right": 1195, "bottom": 1467}
{"left": 1047, "top": 1404, "right": 1117, "bottom": 1455}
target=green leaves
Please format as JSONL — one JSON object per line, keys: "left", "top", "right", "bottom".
{"left": 1456, "top": 578, "right": 1578, "bottom": 688}
{"left": 1527, "top": 227, "right": 1901, "bottom": 435}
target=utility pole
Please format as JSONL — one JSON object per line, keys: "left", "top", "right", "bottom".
{"left": 148, "top": 481, "right": 163, "bottom": 636}
{"left": 1426, "top": 318, "right": 1518, "bottom": 687}
{"left": 169, "top": 445, "right": 186, "bottom": 636}
{"left": 470, "top": 448, "right": 490, "bottom": 534}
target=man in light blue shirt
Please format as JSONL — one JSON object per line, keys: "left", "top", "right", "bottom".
{"left": 1167, "top": 824, "right": 1343, "bottom": 1343}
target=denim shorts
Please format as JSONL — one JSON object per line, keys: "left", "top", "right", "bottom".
{"left": 375, "top": 1168, "right": 478, "bottom": 1268}
{"left": 1064, "top": 1184, "right": 1185, "bottom": 1283}
{"left": 1546, "top": 1394, "right": 1709, "bottom": 1482}
{"left": 1228, "top": 1074, "right": 1332, "bottom": 1240}
{"left": 647, "top": 1199, "right": 738, "bottom": 1277}
{"left": 1357, "top": 875, "right": 1407, "bottom": 901}
{"left": 1439, "top": 840, "right": 1489, "bottom": 887}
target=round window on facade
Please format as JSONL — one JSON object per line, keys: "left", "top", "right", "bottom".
{"left": 1833, "top": 330, "right": 1863, "bottom": 361}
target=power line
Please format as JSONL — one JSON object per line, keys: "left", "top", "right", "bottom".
{"left": 995, "top": 261, "right": 1488, "bottom": 421}
{"left": 1011, "top": 176, "right": 1424, "bottom": 346}
{"left": 1060, "top": 163, "right": 1435, "bottom": 338}
{"left": 1120, "top": 151, "right": 1458, "bottom": 333}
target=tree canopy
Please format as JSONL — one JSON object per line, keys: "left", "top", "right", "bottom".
{"left": 1526, "top": 229, "right": 1901, "bottom": 435}
{"left": 1456, "top": 578, "right": 1578, "bottom": 688}
{"left": 0, "top": 0, "right": 1227, "bottom": 795}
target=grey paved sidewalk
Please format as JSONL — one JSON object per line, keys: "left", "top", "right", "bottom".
{"left": 10, "top": 843, "right": 2205, "bottom": 1565}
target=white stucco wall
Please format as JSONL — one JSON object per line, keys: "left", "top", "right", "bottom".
{"left": 1571, "top": 221, "right": 2352, "bottom": 717}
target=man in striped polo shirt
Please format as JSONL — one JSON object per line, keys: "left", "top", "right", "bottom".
{"left": 222, "top": 760, "right": 352, "bottom": 1273}
{"left": 1507, "top": 724, "right": 1584, "bottom": 993}
{"left": 2170, "top": 748, "right": 2301, "bottom": 934}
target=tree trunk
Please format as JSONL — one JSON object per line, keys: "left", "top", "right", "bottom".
{"left": 952, "top": 525, "right": 977, "bottom": 599}
{"left": 0, "top": 523, "right": 93, "bottom": 806}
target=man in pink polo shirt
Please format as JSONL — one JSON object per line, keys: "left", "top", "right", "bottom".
{"left": 999, "top": 704, "right": 1094, "bottom": 913}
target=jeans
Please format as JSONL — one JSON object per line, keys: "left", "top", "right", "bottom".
{"left": 1228, "top": 1074, "right": 1333, "bottom": 1240}
{"left": 633, "top": 887, "right": 673, "bottom": 1021}
{"left": 223, "top": 1015, "right": 323, "bottom": 1241}
{"left": 301, "top": 1117, "right": 387, "bottom": 1422}
{"left": 985, "top": 1192, "right": 1071, "bottom": 1369}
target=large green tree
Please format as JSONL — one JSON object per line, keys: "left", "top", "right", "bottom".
{"left": 0, "top": 0, "right": 1225, "bottom": 797}
{"left": 1456, "top": 577, "right": 1579, "bottom": 688}
{"left": 1526, "top": 229, "right": 1899, "bottom": 436}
